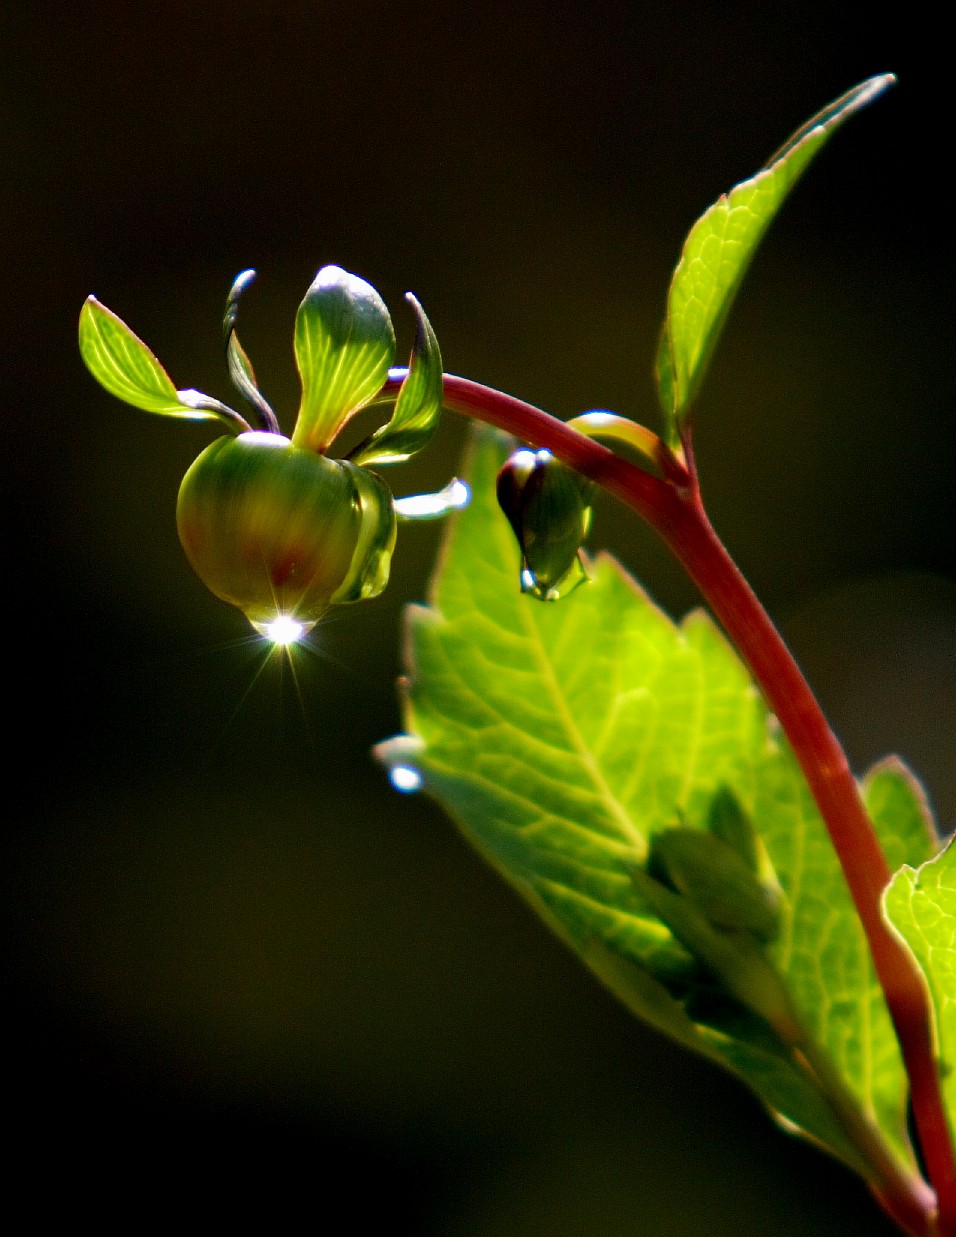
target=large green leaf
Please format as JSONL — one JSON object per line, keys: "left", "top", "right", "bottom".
{"left": 79, "top": 296, "right": 241, "bottom": 428}
{"left": 656, "top": 75, "right": 894, "bottom": 446}
{"left": 884, "top": 835, "right": 956, "bottom": 1145}
{"left": 378, "top": 428, "right": 932, "bottom": 1183}
{"left": 292, "top": 265, "right": 396, "bottom": 454}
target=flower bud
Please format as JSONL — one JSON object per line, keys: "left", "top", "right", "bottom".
{"left": 176, "top": 431, "right": 396, "bottom": 633}
{"left": 496, "top": 448, "right": 593, "bottom": 600}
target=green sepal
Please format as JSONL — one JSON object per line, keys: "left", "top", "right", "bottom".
{"left": 656, "top": 74, "right": 895, "bottom": 447}
{"left": 79, "top": 296, "right": 244, "bottom": 429}
{"left": 649, "top": 826, "right": 784, "bottom": 943}
{"left": 565, "top": 411, "right": 664, "bottom": 474}
{"left": 223, "top": 269, "right": 278, "bottom": 431}
{"left": 291, "top": 266, "right": 396, "bottom": 455}
{"left": 330, "top": 463, "right": 397, "bottom": 604}
{"left": 350, "top": 294, "right": 443, "bottom": 467}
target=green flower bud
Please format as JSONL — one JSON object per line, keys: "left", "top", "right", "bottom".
{"left": 496, "top": 448, "right": 593, "bottom": 601}
{"left": 176, "top": 431, "right": 396, "bottom": 634}
{"left": 80, "top": 266, "right": 458, "bottom": 640}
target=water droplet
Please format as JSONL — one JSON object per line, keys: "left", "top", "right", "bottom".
{"left": 389, "top": 764, "right": 423, "bottom": 794}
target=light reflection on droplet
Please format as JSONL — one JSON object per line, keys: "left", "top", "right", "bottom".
{"left": 251, "top": 615, "right": 312, "bottom": 646}
{"left": 389, "top": 764, "right": 423, "bottom": 794}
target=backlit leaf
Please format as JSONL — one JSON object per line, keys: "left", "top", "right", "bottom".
{"left": 656, "top": 75, "right": 894, "bottom": 446}
{"left": 378, "top": 427, "right": 932, "bottom": 1185}
{"left": 80, "top": 296, "right": 237, "bottom": 426}
{"left": 884, "top": 834, "right": 956, "bottom": 1145}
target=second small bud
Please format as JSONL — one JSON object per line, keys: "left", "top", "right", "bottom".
{"left": 496, "top": 448, "right": 594, "bottom": 601}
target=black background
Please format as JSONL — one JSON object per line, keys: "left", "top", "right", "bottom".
{"left": 2, "top": 4, "right": 953, "bottom": 1232}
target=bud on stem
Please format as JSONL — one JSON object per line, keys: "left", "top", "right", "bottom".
{"left": 176, "top": 431, "right": 396, "bottom": 632}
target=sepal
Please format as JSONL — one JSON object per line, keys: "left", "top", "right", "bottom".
{"left": 393, "top": 478, "right": 469, "bottom": 521}
{"left": 223, "top": 270, "right": 279, "bottom": 431}
{"left": 330, "top": 464, "right": 398, "bottom": 604}
{"left": 349, "top": 294, "right": 443, "bottom": 466}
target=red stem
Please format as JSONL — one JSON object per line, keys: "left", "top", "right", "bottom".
{"left": 405, "top": 371, "right": 956, "bottom": 1236}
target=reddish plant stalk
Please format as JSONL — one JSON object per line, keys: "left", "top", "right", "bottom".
{"left": 397, "top": 371, "right": 956, "bottom": 1236}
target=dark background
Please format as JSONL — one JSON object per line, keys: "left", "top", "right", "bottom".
{"left": 2, "top": 3, "right": 953, "bottom": 1231}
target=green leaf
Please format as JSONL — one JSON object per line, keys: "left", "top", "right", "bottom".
{"left": 656, "top": 74, "right": 894, "bottom": 447}
{"left": 291, "top": 266, "right": 396, "bottom": 454}
{"left": 378, "top": 427, "right": 931, "bottom": 1182}
{"left": 350, "top": 293, "right": 443, "bottom": 466}
{"left": 79, "top": 296, "right": 240, "bottom": 427}
{"left": 884, "top": 834, "right": 956, "bottom": 1145}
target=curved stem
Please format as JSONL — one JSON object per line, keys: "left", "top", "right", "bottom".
{"left": 413, "top": 369, "right": 956, "bottom": 1236}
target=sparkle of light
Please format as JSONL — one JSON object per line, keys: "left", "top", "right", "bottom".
{"left": 262, "top": 616, "right": 306, "bottom": 646}
{"left": 389, "top": 764, "right": 423, "bottom": 794}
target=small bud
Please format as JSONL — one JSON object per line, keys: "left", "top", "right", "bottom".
{"left": 176, "top": 431, "right": 396, "bottom": 633}
{"left": 648, "top": 826, "right": 783, "bottom": 944}
{"left": 496, "top": 449, "right": 593, "bottom": 600}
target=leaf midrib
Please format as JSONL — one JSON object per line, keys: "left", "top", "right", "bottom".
{"left": 483, "top": 509, "right": 649, "bottom": 862}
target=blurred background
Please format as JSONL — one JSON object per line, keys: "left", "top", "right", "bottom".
{"left": 1, "top": 3, "right": 953, "bottom": 1231}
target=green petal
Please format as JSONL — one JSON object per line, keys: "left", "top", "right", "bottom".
{"left": 350, "top": 294, "right": 443, "bottom": 466}
{"left": 656, "top": 74, "right": 894, "bottom": 446}
{"left": 79, "top": 296, "right": 242, "bottom": 429}
{"left": 291, "top": 266, "right": 396, "bottom": 454}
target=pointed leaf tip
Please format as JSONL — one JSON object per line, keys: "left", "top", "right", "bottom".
{"left": 656, "top": 75, "right": 895, "bottom": 446}
{"left": 79, "top": 295, "right": 179, "bottom": 412}
{"left": 79, "top": 295, "right": 238, "bottom": 426}
{"left": 291, "top": 265, "right": 396, "bottom": 454}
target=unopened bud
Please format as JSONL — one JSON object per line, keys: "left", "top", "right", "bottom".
{"left": 496, "top": 448, "right": 593, "bottom": 601}
{"left": 176, "top": 431, "right": 396, "bottom": 633}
